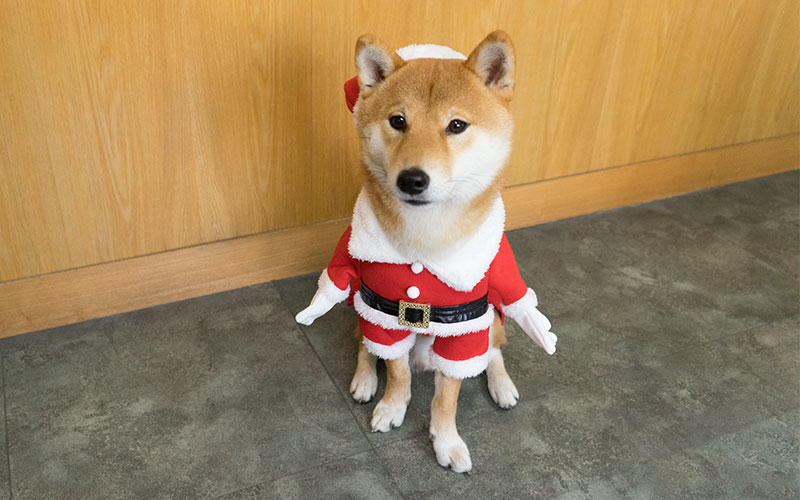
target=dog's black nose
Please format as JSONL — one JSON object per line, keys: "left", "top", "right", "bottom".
{"left": 396, "top": 168, "right": 429, "bottom": 195}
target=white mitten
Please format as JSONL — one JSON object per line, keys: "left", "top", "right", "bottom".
{"left": 502, "top": 288, "right": 558, "bottom": 355}
{"left": 294, "top": 269, "right": 350, "bottom": 326}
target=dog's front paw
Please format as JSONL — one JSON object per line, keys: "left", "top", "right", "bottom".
{"left": 371, "top": 400, "right": 407, "bottom": 432}
{"left": 350, "top": 369, "right": 378, "bottom": 403}
{"left": 488, "top": 372, "right": 519, "bottom": 409}
{"left": 431, "top": 431, "right": 472, "bottom": 473}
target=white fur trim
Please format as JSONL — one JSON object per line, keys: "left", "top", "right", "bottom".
{"left": 396, "top": 44, "right": 467, "bottom": 61}
{"left": 429, "top": 350, "right": 489, "bottom": 379}
{"left": 353, "top": 291, "right": 495, "bottom": 337}
{"left": 348, "top": 191, "right": 505, "bottom": 291}
{"left": 318, "top": 268, "right": 350, "bottom": 303}
{"left": 501, "top": 288, "right": 538, "bottom": 319}
{"left": 348, "top": 192, "right": 410, "bottom": 266}
{"left": 362, "top": 332, "right": 416, "bottom": 360}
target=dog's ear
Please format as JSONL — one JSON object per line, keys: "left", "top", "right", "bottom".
{"left": 465, "top": 31, "right": 515, "bottom": 99}
{"left": 355, "top": 34, "right": 404, "bottom": 95}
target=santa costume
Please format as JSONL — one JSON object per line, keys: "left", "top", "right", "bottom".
{"left": 295, "top": 45, "right": 557, "bottom": 379}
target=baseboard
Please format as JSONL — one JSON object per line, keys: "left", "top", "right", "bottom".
{"left": 503, "top": 134, "right": 799, "bottom": 230}
{"left": 1, "top": 134, "right": 797, "bottom": 338}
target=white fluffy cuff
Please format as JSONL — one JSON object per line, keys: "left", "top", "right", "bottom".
{"left": 501, "top": 288, "right": 538, "bottom": 319}
{"left": 317, "top": 268, "right": 350, "bottom": 304}
{"left": 429, "top": 351, "right": 489, "bottom": 379}
{"left": 362, "top": 334, "right": 416, "bottom": 360}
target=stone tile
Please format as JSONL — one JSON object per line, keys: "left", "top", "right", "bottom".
{"left": 712, "top": 412, "right": 799, "bottom": 499}
{"left": 374, "top": 365, "right": 702, "bottom": 499}
{"left": 622, "top": 412, "right": 799, "bottom": 500}
{"left": 275, "top": 274, "right": 569, "bottom": 448}
{"left": 653, "top": 171, "right": 800, "bottom": 278}
{"left": 701, "top": 315, "right": 800, "bottom": 407}
{"left": 626, "top": 348, "right": 792, "bottom": 447}
{"left": 506, "top": 202, "right": 799, "bottom": 367}
{"left": 551, "top": 319, "right": 796, "bottom": 453}
{"left": 376, "top": 343, "right": 797, "bottom": 499}
{"left": 217, "top": 450, "right": 401, "bottom": 500}
{"left": 374, "top": 414, "right": 574, "bottom": 499}
{"left": 2, "top": 285, "right": 369, "bottom": 500}
{"left": 621, "top": 435, "right": 792, "bottom": 500}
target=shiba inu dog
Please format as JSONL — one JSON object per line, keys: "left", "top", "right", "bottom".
{"left": 296, "top": 31, "right": 557, "bottom": 473}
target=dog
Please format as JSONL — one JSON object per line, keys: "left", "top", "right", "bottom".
{"left": 296, "top": 31, "right": 557, "bottom": 473}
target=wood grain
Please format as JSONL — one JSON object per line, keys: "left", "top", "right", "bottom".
{"left": 309, "top": 0, "right": 800, "bottom": 215}
{"left": 0, "top": 217, "right": 350, "bottom": 338}
{"left": 1, "top": 0, "right": 798, "bottom": 283}
{"left": 0, "top": 0, "right": 313, "bottom": 280}
{"left": 2, "top": 135, "right": 796, "bottom": 339}
{"left": 503, "top": 134, "right": 800, "bottom": 230}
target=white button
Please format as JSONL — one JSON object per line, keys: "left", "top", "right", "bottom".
{"left": 406, "top": 286, "right": 420, "bottom": 299}
{"left": 411, "top": 262, "right": 423, "bottom": 274}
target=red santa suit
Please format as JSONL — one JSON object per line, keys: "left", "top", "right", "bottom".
{"left": 296, "top": 191, "right": 556, "bottom": 379}
{"left": 295, "top": 44, "right": 556, "bottom": 378}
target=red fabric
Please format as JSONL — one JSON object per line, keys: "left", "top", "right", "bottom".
{"left": 432, "top": 329, "right": 490, "bottom": 361}
{"left": 344, "top": 76, "right": 360, "bottom": 113}
{"left": 326, "top": 227, "right": 527, "bottom": 308}
{"left": 486, "top": 234, "right": 528, "bottom": 310}
{"left": 360, "top": 320, "right": 489, "bottom": 362}
{"left": 359, "top": 318, "right": 412, "bottom": 347}
{"left": 325, "top": 226, "right": 530, "bottom": 360}
{"left": 326, "top": 226, "right": 361, "bottom": 299}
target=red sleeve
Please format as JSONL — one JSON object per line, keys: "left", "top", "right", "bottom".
{"left": 487, "top": 234, "right": 528, "bottom": 307}
{"left": 327, "top": 226, "right": 360, "bottom": 291}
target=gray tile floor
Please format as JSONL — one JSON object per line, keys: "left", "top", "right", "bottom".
{"left": 1, "top": 171, "right": 798, "bottom": 499}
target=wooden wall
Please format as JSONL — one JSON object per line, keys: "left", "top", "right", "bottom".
{"left": 1, "top": 1, "right": 798, "bottom": 335}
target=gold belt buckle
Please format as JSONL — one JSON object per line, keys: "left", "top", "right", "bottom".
{"left": 398, "top": 301, "right": 431, "bottom": 328}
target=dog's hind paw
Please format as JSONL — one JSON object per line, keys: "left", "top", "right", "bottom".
{"left": 371, "top": 400, "right": 407, "bottom": 432}
{"left": 350, "top": 370, "right": 378, "bottom": 403}
{"left": 431, "top": 431, "right": 472, "bottom": 474}
{"left": 488, "top": 373, "right": 519, "bottom": 409}
{"left": 409, "top": 335, "right": 434, "bottom": 372}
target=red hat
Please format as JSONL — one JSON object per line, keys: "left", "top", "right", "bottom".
{"left": 344, "top": 76, "right": 359, "bottom": 113}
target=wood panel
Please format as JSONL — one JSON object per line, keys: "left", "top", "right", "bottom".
{"left": 2, "top": 135, "right": 796, "bottom": 339}
{"left": 503, "top": 134, "right": 799, "bottom": 230}
{"left": 0, "top": 0, "right": 312, "bottom": 281}
{"left": 1, "top": 0, "right": 798, "bottom": 283}
{"left": 309, "top": 0, "right": 800, "bottom": 216}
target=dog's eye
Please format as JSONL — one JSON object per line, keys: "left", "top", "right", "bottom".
{"left": 447, "top": 119, "right": 469, "bottom": 135}
{"left": 389, "top": 115, "right": 406, "bottom": 131}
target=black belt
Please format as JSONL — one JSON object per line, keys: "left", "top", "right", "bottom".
{"left": 359, "top": 282, "right": 488, "bottom": 328}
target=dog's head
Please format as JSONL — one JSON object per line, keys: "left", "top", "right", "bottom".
{"left": 353, "top": 32, "right": 515, "bottom": 210}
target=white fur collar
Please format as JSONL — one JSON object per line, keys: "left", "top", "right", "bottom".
{"left": 348, "top": 191, "right": 506, "bottom": 291}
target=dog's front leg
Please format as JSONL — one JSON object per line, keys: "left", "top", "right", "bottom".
{"left": 370, "top": 354, "right": 411, "bottom": 432}
{"left": 350, "top": 331, "right": 378, "bottom": 403}
{"left": 430, "top": 371, "right": 472, "bottom": 473}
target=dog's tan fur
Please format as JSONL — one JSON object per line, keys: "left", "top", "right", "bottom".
{"left": 348, "top": 31, "right": 519, "bottom": 473}
{"left": 355, "top": 32, "right": 515, "bottom": 253}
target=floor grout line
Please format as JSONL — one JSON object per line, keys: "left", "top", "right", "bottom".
{"left": 206, "top": 283, "right": 402, "bottom": 499}
{"left": 1, "top": 354, "right": 12, "bottom": 500}
{"left": 272, "top": 285, "right": 407, "bottom": 499}
{"left": 208, "top": 446, "right": 390, "bottom": 500}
